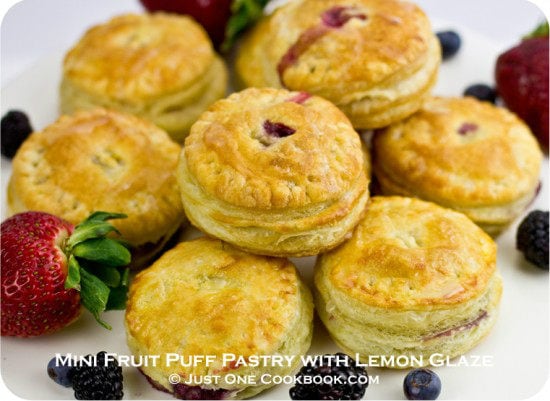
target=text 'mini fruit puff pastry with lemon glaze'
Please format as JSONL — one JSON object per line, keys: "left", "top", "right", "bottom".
{"left": 236, "top": 0, "right": 441, "bottom": 130}
{"left": 8, "top": 108, "right": 184, "bottom": 268}
{"left": 60, "top": 12, "right": 228, "bottom": 142}
{"left": 315, "top": 196, "right": 502, "bottom": 368}
{"left": 125, "top": 237, "right": 313, "bottom": 400}
{"left": 177, "top": 87, "right": 371, "bottom": 257}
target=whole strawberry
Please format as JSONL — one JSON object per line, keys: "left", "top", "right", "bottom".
{"left": 495, "top": 23, "right": 549, "bottom": 150}
{"left": 1, "top": 211, "right": 131, "bottom": 337}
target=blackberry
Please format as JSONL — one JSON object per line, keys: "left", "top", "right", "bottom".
{"left": 72, "top": 351, "right": 123, "bottom": 400}
{"left": 1, "top": 110, "right": 33, "bottom": 158}
{"left": 289, "top": 353, "right": 368, "bottom": 400}
{"left": 517, "top": 210, "right": 549, "bottom": 270}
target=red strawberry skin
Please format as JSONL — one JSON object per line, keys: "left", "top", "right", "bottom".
{"left": 495, "top": 36, "right": 549, "bottom": 150}
{"left": 1, "top": 212, "right": 81, "bottom": 337}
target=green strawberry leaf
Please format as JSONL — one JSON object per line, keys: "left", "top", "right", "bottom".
{"left": 106, "top": 286, "right": 128, "bottom": 310}
{"left": 80, "top": 267, "right": 112, "bottom": 330}
{"left": 85, "top": 211, "right": 128, "bottom": 222}
{"left": 221, "top": 0, "right": 270, "bottom": 52}
{"left": 63, "top": 211, "right": 132, "bottom": 329}
{"left": 90, "top": 265, "right": 121, "bottom": 288}
{"left": 72, "top": 238, "right": 131, "bottom": 267}
{"left": 66, "top": 211, "right": 126, "bottom": 249}
{"left": 120, "top": 267, "right": 130, "bottom": 287}
{"left": 524, "top": 21, "right": 549, "bottom": 39}
{"left": 64, "top": 255, "right": 81, "bottom": 290}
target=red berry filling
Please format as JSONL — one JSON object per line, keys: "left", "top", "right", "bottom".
{"left": 173, "top": 384, "right": 229, "bottom": 400}
{"left": 138, "top": 369, "right": 230, "bottom": 400}
{"left": 277, "top": 6, "right": 367, "bottom": 83}
{"left": 321, "top": 6, "right": 367, "bottom": 28}
{"left": 263, "top": 120, "right": 296, "bottom": 138}
{"left": 423, "top": 310, "right": 488, "bottom": 341}
{"left": 457, "top": 122, "right": 478, "bottom": 135}
{"left": 287, "top": 92, "right": 312, "bottom": 104}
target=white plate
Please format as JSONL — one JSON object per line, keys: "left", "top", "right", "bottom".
{"left": 1, "top": 23, "right": 548, "bottom": 400}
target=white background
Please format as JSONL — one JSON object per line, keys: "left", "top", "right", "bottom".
{"left": 1, "top": 1, "right": 549, "bottom": 400}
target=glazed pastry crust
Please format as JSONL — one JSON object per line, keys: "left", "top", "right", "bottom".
{"left": 125, "top": 237, "right": 313, "bottom": 397}
{"left": 373, "top": 97, "right": 542, "bottom": 233}
{"left": 236, "top": 0, "right": 440, "bottom": 129}
{"left": 61, "top": 13, "right": 228, "bottom": 141}
{"left": 177, "top": 87, "right": 370, "bottom": 256}
{"left": 315, "top": 196, "right": 502, "bottom": 367}
{"left": 8, "top": 108, "right": 183, "bottom": 247}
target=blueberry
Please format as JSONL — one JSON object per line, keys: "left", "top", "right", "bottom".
{"left": 436, "top": 30, "right": 461, "bottom": 59}
{"left": 47, "top": 356, "right": 74, "bottom": 387}
{"left": 1, "top": 110, "right": 33, "bottom": 159}
{"left": 403, "top": 368, "right": 441, "bottom": 400}
{"left": 464, "top": 84, "right": 497, "bottom": 103}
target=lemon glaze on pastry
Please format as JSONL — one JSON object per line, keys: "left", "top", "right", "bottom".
{"left": 314, "top": 196, "right": 503, "bottom": 368}
{"left": 60, "top": 13, "right": 228, "bottom": 142}
{"left": 177, "top": 87, "right": 371, "bottom": 257}
{"left": 236, "top": 0, "right": 440, "bottom": 129}
{"left": 125, "top": 237, "right": 313, "bottom": 399}
{"left": 373, "top": 97, "right": 543, "bottom": 236}
{"left": 8, "top": 108, "right": 184, "bottom": 268}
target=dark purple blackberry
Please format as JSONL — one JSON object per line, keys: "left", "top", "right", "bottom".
{"left": 289, "top": 353, "right": 368, "bottom": 400}
{"left": 517, "top": 210, "right": 549, "bottom": 270}
{"left": 71, "top": 351, "right": 123, "bottom": 400}
{"left": 1, "top": 110, "right": 33, "bottom": 158}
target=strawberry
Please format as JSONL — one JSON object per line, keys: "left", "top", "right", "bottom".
{"left": 139, "top": 0, "right": 269, "bottom": 51}
{"left": 1, "top": 211, "right": 131, "bottom": 337}
{"left": 495, "top": 23, "right": 549, "bottom": 151}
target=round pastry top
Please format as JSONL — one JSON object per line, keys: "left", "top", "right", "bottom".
{"left": 318, "top": 196, "right": 497, "bottom": 309}
{"left": 9, "top": 108, "right": 182, "bottom": 245}
{"left": 182, "top": 87, "right": 368, "bottom": 209}
{"left": 63, "top": 13, "right": 215, "bottom": 102}
{"left": 373, "top": 97, "right": 542, "bottom": 206}
{"left": 125, "top": 237, "right": 304, "bottom": 376}
{"left": 239, "top": 0, "right": 435, "bottom": 96}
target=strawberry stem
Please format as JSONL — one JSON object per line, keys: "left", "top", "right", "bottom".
{"left": 64, "top": 211, "right": 131, "bottom": 329}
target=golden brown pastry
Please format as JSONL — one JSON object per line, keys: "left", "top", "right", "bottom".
{"left": 236, "top": 0, "right": 440, "bottom": 130}
{"left": 60, "top": 13, "right": 228, "bottom": 142}
{"left": 8, "top": 108, "right": 184, "bottom": 267}
{"left": 314, "top": 196, "right": 503, "bottom": 368}
{"left": 177, "top": 87, "right": 371, "bottom": 257}
{"left": 125, "top": 237, "right": 313, "bottom": 399}
{"left": 373, "top": 96, "right": 543, "bottom": 235}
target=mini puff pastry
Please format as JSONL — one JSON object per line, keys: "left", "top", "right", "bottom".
{"left": 373, "top": 97, "right": 542, "bottom": 236}
{"left": 236, "top": 0, "right": 440, "bottom": 129}
{"left": 125, "top": 237, "right": 313, "bottom": 399}
{"left": 8, "top": 108, "right": 184, "bottom": 268}
{"left": 315, "top": 196, "right": 503, "bottom": 368}
{"left": 60, "top": 13, "right": 228, "bottom": 142}
{"left": 177, "top": 87, "right": 371, "bottom": 257}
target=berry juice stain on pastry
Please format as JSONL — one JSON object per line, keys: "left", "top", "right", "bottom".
{"left": 457, "top": 122, "right": 478, "bottom": 135}
{"left": 277, "top": 6, "right": 367, "bottom": 80}
{"left": 236, "top": 0, "right": 441, "bottom": 130}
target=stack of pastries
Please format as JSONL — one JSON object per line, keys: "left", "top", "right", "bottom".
{"left": 5, "top": 0, "right": 545, "bottom": 399}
